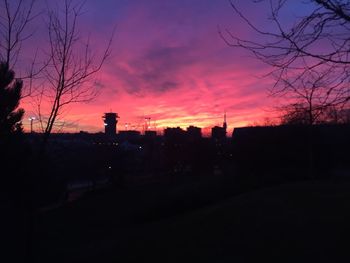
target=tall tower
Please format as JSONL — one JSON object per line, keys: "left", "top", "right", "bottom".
{"left": 103, "top": 112, "right": 119, "bottom": 136}
{"left": 223, "top": 111, "right": 227, "bottom": 135}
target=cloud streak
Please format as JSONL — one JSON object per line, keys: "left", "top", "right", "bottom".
{"left": 21, "top": 0, "right": 281, "bottom": 134}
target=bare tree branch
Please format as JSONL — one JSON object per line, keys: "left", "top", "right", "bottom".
{"left": 0, "top": 0, "right": 44, "bottom": 98}
{"left": 221, "top": 0, "right": 350, "bottom": 124}
{"left": 38, "top": 0, "right": 114, "bottom": 144}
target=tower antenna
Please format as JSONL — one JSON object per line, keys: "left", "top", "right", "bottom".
{"left": 223, "top": 111, "right": 227, "bottom": 135}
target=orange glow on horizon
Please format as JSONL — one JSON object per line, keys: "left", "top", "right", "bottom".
{"left": 17, "top": 0, "right": 280, "bottom": 134}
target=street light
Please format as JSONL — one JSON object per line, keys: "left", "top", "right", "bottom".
{"left": 28, "top": 117, "right": 36, "bottom": 133}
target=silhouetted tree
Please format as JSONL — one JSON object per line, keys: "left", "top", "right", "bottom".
{"left": 37, "top": 0, "right": 113, "bottom": 145}
{"left": 0, "top": 0, "right": 42, "bottom": 98}
{"left": 220, "top": 0, "right": 350, "bottom": 119}
{"left": 0, "top": 0, "right": 37, "bottom": 68}
{"left": 281, "top": 103, "right": 350, "bottom": 125}
{"left": 336, "top": 108, "right": 350, "bottom": 124}
{"left": 280, "top": 103, "right": 316, "bottom": 125}
{"left": 0, "top": 60, "right": 31, "bottom": 263}
{"left": 277, "top": 65, "right": 348, "bottom": 125}
{"left": 0, "top": 62, "right": 24, "bottom": 135}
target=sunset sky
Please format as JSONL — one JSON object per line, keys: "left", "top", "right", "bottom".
{"left": 18, "top": 0, "right": 305, "bottom": 134}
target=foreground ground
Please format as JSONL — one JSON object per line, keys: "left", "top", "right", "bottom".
{"left": 9, "top": 175, "right": 350, "bottom": 262}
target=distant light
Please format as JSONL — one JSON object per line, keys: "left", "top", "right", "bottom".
{"left": 108, "top": 166, "right": 112, "bottom": 169}
{"left": 104, "top": 123, "right": 108, "bottom": 126}
{"left": 139, "top": 146, "right": 142, "bottom": 149}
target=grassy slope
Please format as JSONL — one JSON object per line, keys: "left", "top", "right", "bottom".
{"left": 34, "top": 178, "right": 350, "bottom": 262}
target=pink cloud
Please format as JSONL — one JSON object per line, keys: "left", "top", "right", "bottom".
{"left": 20, "top": 0, "right": 281, "bottom": 134}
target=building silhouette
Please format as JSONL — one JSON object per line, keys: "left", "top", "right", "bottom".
{"left": 118, "top": 130, "right": 141, "bottom": 141}
{"left": 211, "top": 113, "right": 227, "bottom": 139}
{"left": 145, "top": 130, "right": 157, "bottom": 139}
{"left": 186, "top": 126, "right": 202, "bottom": 141}
{"left": 164, "top": 127, "right": 186, "bottom": 141}
{"left": 103, "top": 112, "right": 119, "bottom": 136}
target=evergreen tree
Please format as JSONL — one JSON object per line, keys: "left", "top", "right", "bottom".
{"left": 0, "top": 62, "right": 24, "bottom": 136}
